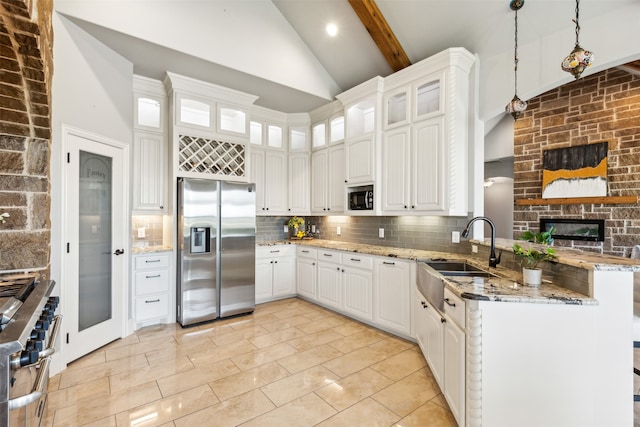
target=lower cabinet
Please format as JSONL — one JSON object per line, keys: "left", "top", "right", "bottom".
{"left": 374, "top": 258, "right": 411, "bottom": 336}
{"left": 415, "top": 288, "right": 444, "bottom": 388}
{"left": 296, "top": 247, "right": 317, "bottom": 301}
{"left": 317, "top": 250, "right": 343, "bottom": 310}
{"left": 255, "top": 245, "right": 295, "bottom": 303}
{"left": 342, "top": 255, "right": 374, "bottom": 322}
{"left": 132, "top": 252, "right": 170, "bottom": 328}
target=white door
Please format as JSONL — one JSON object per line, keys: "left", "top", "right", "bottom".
{"left": 63, "top": 127, "right": 129, "bottom": 363}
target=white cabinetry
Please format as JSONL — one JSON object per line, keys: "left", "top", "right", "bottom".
{"left": 373, "top": 258, "right": 411, "bottom": 336}
{"left": 341, "top": 254, "right": 373, "bottom": 322}
{"left": 251, "top": 149, "right": 287, "bottom": 215}
{"left": 414, "top": 288, "right": 445, "bottom": 388}
{"left": 288, "top": 153, "right": 310, "bottom": 215}
{"left": 132, "top": 252, "right": 170, "bottom": 328}
{"left": 443, "top": 288, "right": 465, "bottom": 426}
{"left": 133, "top": 76, "right": 168, "bottom": 213}
{"left": 345, "top": 136, "right": 375, "bottom": 185}
{"left": 296, "top": 247, "right": 317, "bottom": 301}
{"left": 316, "top": 250, "right": 342, "bottom": 310}
{"left": 311, "top": 145, "right": 345, "bottom": 214}
{"left": 255, "top": 245, "right": 295, "bottom": 303}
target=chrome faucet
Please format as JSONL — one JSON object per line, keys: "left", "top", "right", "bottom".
{"left": 462, "top": 216, "right": 501, "bottom": 268}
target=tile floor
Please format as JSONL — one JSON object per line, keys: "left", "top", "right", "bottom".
{"left": 46, "top": 298, "right": 456, "bottom": 426}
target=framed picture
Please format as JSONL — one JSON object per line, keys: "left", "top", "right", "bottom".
{"left": 542, "top": 142, "right": 608, "bottom": 199}
{"left": 540, "top": 218, "right": 605, "bottom": 242}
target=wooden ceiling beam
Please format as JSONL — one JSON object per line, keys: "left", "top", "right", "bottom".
{"left": 348, "top": 0, "right": 411, "bottom": 72}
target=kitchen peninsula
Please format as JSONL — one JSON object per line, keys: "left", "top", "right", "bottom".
{"left": 256, "top": 238, "right": 636, "bottom": 427}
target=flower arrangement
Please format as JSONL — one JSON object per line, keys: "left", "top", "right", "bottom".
{"left": 513, "top": 227, "right": 556, "bottom": 270}
{"left": 288, "top": 216, "right": 304, "bottom": 229}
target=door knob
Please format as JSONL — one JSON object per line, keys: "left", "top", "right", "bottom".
{"left": 113, "top": 249, "right": 125, "bottom": 255}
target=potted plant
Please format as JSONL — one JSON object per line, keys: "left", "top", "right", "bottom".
{"left": 513, "top": 227, "right": 556, "bottom": 286}
{"left": 287, "top": 216, "right": 305, "bottom": 239}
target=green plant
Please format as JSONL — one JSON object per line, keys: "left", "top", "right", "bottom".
{"left": 513, "top": 227, "right": 556, "bottom": 270}
{"left": 288, "top": 216, "right": 304, "bottom": 229}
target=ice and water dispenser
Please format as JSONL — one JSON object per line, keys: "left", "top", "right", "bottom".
{"left": 190, "top": 227, "right": 211, "bottom": 253}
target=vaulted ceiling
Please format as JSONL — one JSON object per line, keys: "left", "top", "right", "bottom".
{"left": 54, "top": 0, "right": 640, "bottom": 122}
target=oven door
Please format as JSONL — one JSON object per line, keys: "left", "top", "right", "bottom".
{"left": 9, "top": 357, "right": 51, "bottom": 427}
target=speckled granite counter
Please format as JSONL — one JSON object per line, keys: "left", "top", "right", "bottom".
{"left": 131, "top": 245, "right": 173, "bottom": 254}
{"left": 259, "top": 239, "right": 599, "bottom": 305}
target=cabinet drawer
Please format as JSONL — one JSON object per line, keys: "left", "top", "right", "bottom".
{"left": 135, "top": 253, "right": 170, "bottom": 270}
{"left": 342, "top": 254, "right": 373, "bottom": 270}
{"left": 135, "top": 293, "right": 169, "bottom": 321}
{"left": 135, "top": 270, "right": 169, "bottom": 295}
{"left": 296, "top": 246, "right": 317, "bottom": 259}
{"left": 444, "top": 288, "right": 465, "bottom": 330}
{"left": 318, "top": 250, "right": 341, "bottom": 264}
{"left": 257, "top": 245, "right": 295, "bottom": 259}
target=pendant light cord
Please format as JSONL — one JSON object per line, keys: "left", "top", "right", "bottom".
{"left": 514, "top": 8, "right": 519, "bottom": 96}
{"left": 574, "top": 0, "right": 581, "bottom": 47}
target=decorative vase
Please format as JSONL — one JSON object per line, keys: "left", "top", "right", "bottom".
{"left": 523, "top": 268, "right": 542, "bottom": 286}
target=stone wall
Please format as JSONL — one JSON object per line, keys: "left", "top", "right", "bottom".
{"left": 514, "top": 66, "right": 640, "bottom": 257}
{"left": 0, "top": 0, "right": 53, "bottom": 272}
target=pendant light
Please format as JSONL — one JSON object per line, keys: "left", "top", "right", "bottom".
{"left": 505, "top": 0, "right": 527, "bottom": 120}
{"left": 561, "top": 0, "right": 594, "bottom": 79}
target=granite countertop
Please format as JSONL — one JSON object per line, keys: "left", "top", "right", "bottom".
{"left": 131, "top": 245, "right": 173, "bottom": 254}
{"left": 259, "top": 239, "right": 598, "bottom": 306}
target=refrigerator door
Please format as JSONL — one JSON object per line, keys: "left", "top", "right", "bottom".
{"left": 177, "top": 178, "right": 219, "bottom": 326}
{"left": 220, "top": 181, "right": 256, "bottom": 318}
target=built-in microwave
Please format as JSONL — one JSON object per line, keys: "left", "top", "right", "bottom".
{"left": 349, "top": 190, "right": 373, "bottom": 210}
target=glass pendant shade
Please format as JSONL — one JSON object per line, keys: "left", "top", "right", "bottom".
{"left": 561, "top": 44, "right": 594, "bottom": 79}
{"left": 506, "top": 95, "right": 527, "bottom": 120}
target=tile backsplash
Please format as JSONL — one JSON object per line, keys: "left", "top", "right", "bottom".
{"left": 132, "top": 215, "right": 165, "bottom": 247}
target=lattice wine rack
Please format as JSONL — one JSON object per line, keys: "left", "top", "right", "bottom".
{"left": 178, "top": 135, "right": 246, "bottom": 178}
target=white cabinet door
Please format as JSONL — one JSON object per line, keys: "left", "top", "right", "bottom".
{"left": 381, "top": 126, "right": 410, "bottom": 212}
{"left": 296, "top": 257, "right": 317, "bottom": 301}
{"left": 264, "top": 150, "right": 287, "bottom": 214}
{"left": 255, "top": 258, "right": 273, "bottom": 303}
{"left": 425, "top": 299, "right": 445, "bottom": 389}
{"left": 412, "top": 117, "right": 445, "bottom": 212}
{"left": 373, "top": 259, "right": 411, "bottom": 336}
{"left": 317, "top": 261, "right": 342, "bottom": 310}
{"left": 288, "top": 153, "right": 310, "bottom": 215}
{"left": 272, "top": 256, "right": 295, "bottom": 297}
{"left": 328, "top": 144, "right": 345, "bottom": 213}
{"left": 250, "top": 149, "right": 266, "bottom": 212}
{"left": 414, "top": 289, "right": 429, "bottom": 355}
{"left": 345, "top": 136, "right": 374, "bottom": 185}
{"left": 444, "top": 319, "right": 465, "bottom": 426}
{"left": 343, "top": 267, "right": 373, "bottom": 322}
{"left": 132, "top": 131, "right": 166, "bottom": 212}
{"left": 311, "top": 149, "right": 328, "bottom": 213}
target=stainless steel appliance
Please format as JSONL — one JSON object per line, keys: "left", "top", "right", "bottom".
{"left": 348, "top": 190, "right": 373, "bottom": 210}
{"left": 0, "top": 275, "right": 61, "bottom": 427}
{"left": 177, "top": 178, "right": 256, "bottom": 327}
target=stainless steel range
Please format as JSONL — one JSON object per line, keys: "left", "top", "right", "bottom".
{"left": 0, "top": 275, "right": 60, "bottom": 427}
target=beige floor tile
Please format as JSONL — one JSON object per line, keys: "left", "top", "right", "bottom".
{"left": 328, "top": 329, "right": 388, "bottom": 353}
{"left": 173, "top": 389, "right": 275, "bottom": 427}
{"left": 322, "top": 346, "right": 387, "bottom": 378}
{"left": 367, "top": 336, "right": 415, "bottom": 357}
{"left": 261, "top": 365, "right": 340, "bottom": 407}
{"left": 296, "top": 315, "right": 346, "bottom": 334}
{"left": 370, "top": 348, "right": 427, "bottom": 381}
{"left": 394, "top": 400, "right": 458, "bottom": 427}
{"left": 262, "top": 314, "right": 314, "bottom": 332}
{"left": 156, "top": 358, "right": 240, "bottom": 396}
{"left": 52, "top": 381, "right": 161, "bottom": 426}
{"left": 64, "top": 348, "right": 107, "bottom": 370}
{"left": 114, "top": 384, "right": 218, "bottom": 426}
{"left": 277, "top": 344, "right": 345, "bottom": 374}
{"left": 48, "top": 377, "right": 111, "bottom": 411}
{"left": 52, "top": 414, "right": 117, "bottom": 427}
{"left": 144, "top": 337, "right": 216, "bottom": 366}
{"left": 210, "top": 361, "right": 291, "bottom": 401}
{"left": 110, "top": 355, "right": 194, "bottom": 393}
{"left": 228, "top": 312, "right": 281, "bottom": 327}
{"left": 315, "top": 368, "right": 394, "bottom": 411}
{"left": 231, "top": 342, "right": 299, "bottom": 370}
{"left": 105, "top": 335, "right": 179, "bottom": 362}
{"left": 188, "top": 339, "right": 258, "bottom": 367}
{"left": 211, "top": 324, "right": 271, "bottom": 346}
{"left": 372, "top": 368, "right": 441, "bottom": 417}
{"left": 58, "top": 354, "right": 149, "bottom": 389}
{"left": 316, "top": 397, "right": 401, "bottom": 427}
{"left": 239, "top": 392, "right": 336, "bottom": 427}
{"left": 331, "top": 321, "right": 369, "bottom": 336}
{"left": 249, "top": 326, "right": 308, "bottom": 349}
{"left": 286, "top": 329, "right": 344, "bottom": 352}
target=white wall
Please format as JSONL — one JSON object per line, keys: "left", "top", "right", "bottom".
{"left": 484, "top": 178, "right": 514, "bottom": 240}
{"left": 485, "top": 115, "right": 514, "bottom": 162}
{"left": 50, "top": 12, "right": 134, "bottom": 374}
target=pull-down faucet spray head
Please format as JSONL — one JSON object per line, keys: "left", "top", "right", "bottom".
{"left": 462, "top": 216, "right": 501, "bottom": 268}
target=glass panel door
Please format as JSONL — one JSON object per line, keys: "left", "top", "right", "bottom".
{"left": 78, "top": 151, "right": 113, "bottom": 331}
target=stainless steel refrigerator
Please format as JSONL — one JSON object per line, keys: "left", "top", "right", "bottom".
{"left": 177, "top": 178, "right": 256, "bottom": 327}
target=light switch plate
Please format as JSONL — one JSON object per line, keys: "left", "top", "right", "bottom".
{"left": 379, "top": 228, "right": 385, "bottom": 238}
{"left": 452, "top": 231, "right": 460, "bottom": 243}
{"left": 137, "top": 227, "right": 145, "bottom": 238}
{"left": 312, "top": 225, "right": 316, "bottom": 233}
{"left": 337, "top": 226, "right": 341, "bottom": 235}
{"left": 472, "top": 244, "right": 478, "bottom": 253}
{"left": 284, "top": 225, "right": 288, "bottom": 233}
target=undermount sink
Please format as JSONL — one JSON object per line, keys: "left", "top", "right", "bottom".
{"left": 424, "top": 261, "right": 484, "bottom": 272}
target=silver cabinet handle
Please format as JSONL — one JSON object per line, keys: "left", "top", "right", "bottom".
{"left": 145, "top": 259, "right": 161, "bottom": 263}
{"left": 145, "top": 274, "right": 161, "bottom": 279}
{"left": 444, "top": 298, "right": 456, "bottom": 307}
{"left": 323, "top": 254, "right": 333, "bottom": 257}
{"left": 302, "top": 250, "right": 310, "bottom": 253}
{"left": 383, "top": 261, "right": 395, "bottom": 265}
{"left": 145, "top": 299, "right": 161, "bottom": 303}
{"left": 350, "top": 258, "right": 361, "bottom": 262}
{"left": 270, "top": 250, "right": 280, "bottom": 253}
{"left": 9, "top": 357, "right": 51, "bottom": 410}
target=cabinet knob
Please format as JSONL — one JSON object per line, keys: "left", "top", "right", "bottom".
{"left": 266, "top": 208, "right": 269, "bottom": 210}
{"left": 312, "top": 263, "right": 316, "bottom": 266}
{"left": 404, "top": 205, "right": 407, "bottom": 209}
{"left": 288, "top": 208, "right": 291, "bottom": 211}
{"left": 441, "top": 318, "right": 446, "bottom": 323}
{"left": 341, "top": 269, "right": 344, "bottom": 273}
{"left": 411, "top": 205, "right": 415, "bottom": 209}
{"left": 274, "top": 261, "right": 278, "bottom": 264}
{"left": 344, "top": 180, "right": 347, "bottom": 183}
{"left": 160, "top": 206, "right": 164, "bottom": 209}
{"left": 336, "top": 267, "right": 340, "bottom": 271}
{"left": 327, "top": 208, "right": 331, "bottom": 211}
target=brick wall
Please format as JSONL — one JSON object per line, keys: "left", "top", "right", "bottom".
{"left": 514, "top": 66, "right": 640, "bottom": 257}
{"left": 0, "top": 0, "right": 53, "bottom": 272}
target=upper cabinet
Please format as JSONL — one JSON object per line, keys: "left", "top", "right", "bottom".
{"left": 133, "top": 76, "right": 168, "bottom": 213}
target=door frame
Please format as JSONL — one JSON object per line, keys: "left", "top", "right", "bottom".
{"left": 59, "top": 124, "right": 130, "bottom": 365}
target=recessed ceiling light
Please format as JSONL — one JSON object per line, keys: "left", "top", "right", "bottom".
{"left": 326, "top": 23, "right": 338, "bottom": 37}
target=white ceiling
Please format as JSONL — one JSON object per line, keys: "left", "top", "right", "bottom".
{"left": 55, "top": 0, "right": 640, "bottom": 120}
